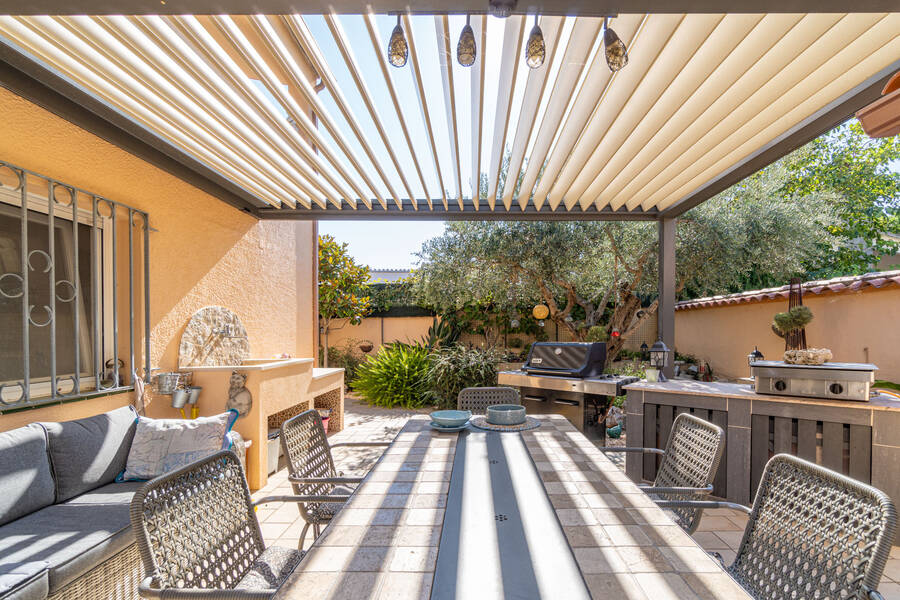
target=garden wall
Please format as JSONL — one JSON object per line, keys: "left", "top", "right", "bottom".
{"left": 675, "top": 282, "right": 900, "bottom": 382}
{"left": 325, "top": 316, "right": 435, "bottom": 354}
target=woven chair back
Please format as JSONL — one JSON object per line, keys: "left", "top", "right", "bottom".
{"left": 130, "top": 451, "right": 265, "bottom": 591}
{"left": 457, "top": 387, "right": 521, "bottom": 415}
{"left": 280, "top": 409, "right": 337, "bottom": 520}
{"left": 653, "top": 412, "right": 726, "bottom": 533}
{"left": 729, "top": 454, "right": 897, "bottom": 600}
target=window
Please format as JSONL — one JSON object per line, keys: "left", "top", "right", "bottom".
{"left": 0, "top": 162, "right": 150, "bottom": 408}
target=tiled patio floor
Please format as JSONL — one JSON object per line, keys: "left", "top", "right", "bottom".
{"left": 252, "top": 395, "right": 900, "bottom": 598}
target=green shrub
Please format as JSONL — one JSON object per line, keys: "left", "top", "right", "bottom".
{"left": 323, "top": 340, "right": 366, "bottom": 387}
{"left": 586, "top": 325, "right": 608, "bottom": 342}
{"left": 425, "top": 344, "right": 503, "bottom": 408}
{"left": 352, "top": 343, "right": 430, "bottom": 408}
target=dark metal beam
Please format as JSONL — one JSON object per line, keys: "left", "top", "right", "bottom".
{"left": 657, "top": 217, "right": 676, "bottom": 379}
{"left": 0, "top": 0, "right": 895, "bottom": 15}
{"left": 258, "top": 202, "right": 660, "bottom": 221}
{"left": 661, "top": 60, "right": 900, "bottom": 219}
{"left": 0, "top": 38, "right": 267, "bottom": 216}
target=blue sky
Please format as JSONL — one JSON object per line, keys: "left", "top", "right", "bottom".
{"left": 319, "top": 220, "right": 447, "bottom": 269}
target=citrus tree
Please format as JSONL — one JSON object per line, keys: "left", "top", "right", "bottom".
{"left": 318, "top": 234, "right": 371, "bottom": 367}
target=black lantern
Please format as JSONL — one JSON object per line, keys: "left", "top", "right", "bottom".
{"left": 649, "top": 339, "right": 670, "bottom": 381}
{"left": 747, "top": 346, "right": 764, "bottom": 366}
{"left": 640, "top": 342, "right": 649, "bottom": 359}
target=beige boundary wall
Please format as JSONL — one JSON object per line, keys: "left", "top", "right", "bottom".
{"left": 675, "top": 285, "right": 900, "bottom": 382}
{"left": 325, "top": 316, "right": 435, "bottom": 354}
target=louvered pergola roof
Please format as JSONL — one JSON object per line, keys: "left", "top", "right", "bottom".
{"left": 0, "top": 12, "right": 897, "bottom": 220}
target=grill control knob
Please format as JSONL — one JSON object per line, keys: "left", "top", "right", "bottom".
{"left": 774, "top": 380, "right": 787, "bottom": 392}
{"left": 829, "top": 383, "right": 844, "bottom": 395}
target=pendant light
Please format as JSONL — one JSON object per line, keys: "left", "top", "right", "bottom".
{"left": 603, "top": 17, "right": 628, "bottom": 72}
{"left": 525, "top": 15, "right": 545, "bottom": 69}
{"left": 457, "top": 15, "right": 476, "bottom": 67}
{"left": 388, "top": 15, "right": 408, "bottom": 68}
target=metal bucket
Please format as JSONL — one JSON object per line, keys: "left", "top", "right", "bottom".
{"left": 156, "top": 372, "right": 181, "bottom": 395}
{"left": 187, "top": 386, "right": 202, "bottom": 404}
{"left": 171, "top": 388, "right": 189, "bottom": 409}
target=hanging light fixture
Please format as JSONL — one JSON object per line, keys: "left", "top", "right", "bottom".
{"left": 457, "top": 15, "right": 476, "bottom": 67}
{"left": 488, "top": 0, "right": 517, "bottom": 18}
{"left": 603, "top": 17, "right": 628, "bottom": 72}
{"left": 388, "top": 15, "right": 408, "bottom": 68}
{"left": 525, "top": 15, "right": 545, "bottom": 69}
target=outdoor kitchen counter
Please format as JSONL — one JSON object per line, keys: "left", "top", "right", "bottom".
{"left": 624, "top": 380, "right": 900, "bottom": 544}
{"left": 274, "top": 415, "right": 751, "bottom": 600}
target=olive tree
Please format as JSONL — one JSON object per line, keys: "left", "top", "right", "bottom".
{"left": 413, "top": 164, "right": 838, "bottom": 363}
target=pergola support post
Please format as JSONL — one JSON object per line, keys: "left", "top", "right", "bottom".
{"left": 657, "top": 218, "right": 676, "bottom": 379}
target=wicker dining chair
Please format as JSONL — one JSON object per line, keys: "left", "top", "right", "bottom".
{"left": 457, "top": 386, "right": 520, "bottom": 415}
{"left": 130, "top": 450, "right": 333, "bottom": 599}
{"left": 659, "top": 454, "right": 897, "bottom": 600}
{"left": 280, "top": 409, "right": 391, "bottom": 549}
{"left": 599, "top": 412, "right": 725, "bottom": 533}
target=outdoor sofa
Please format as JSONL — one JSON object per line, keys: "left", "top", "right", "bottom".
{"left": 0, "top": 405, "right": 242, "bottom": 600}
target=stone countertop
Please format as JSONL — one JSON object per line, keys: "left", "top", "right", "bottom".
{"left": 274, "top": 415, "right": 751, "bottom": 600}
{"left": 624, "top": 379, "right": 900, "bottom": 412}
{"left": 178, "top": 357, "right": 314, "bottom": 372}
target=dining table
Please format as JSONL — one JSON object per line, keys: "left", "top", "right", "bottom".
{"left": 274, "top": 414, "right": 752, "bottom": 600}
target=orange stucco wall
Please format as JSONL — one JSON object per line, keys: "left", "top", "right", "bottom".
{"left": 675, "top": 286, "right": 900, "bottom": 382}
{"left": 0, "top": 86, "right": 317, "bottom": 430}
{"left": 325, "top": 315, "right": 436, "bottom": 355}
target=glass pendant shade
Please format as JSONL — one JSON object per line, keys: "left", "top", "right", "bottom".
{"left": 603, "top": 21, "right": 628, "bottom": 72}
{"left": 388, "top": 17, "right": 408, "bottom": 68}
{"left": 525, "top": 21, "right": 545, "bottom": 69}
{"left": 457, "top": 18, "right": 476, "bottom": 66}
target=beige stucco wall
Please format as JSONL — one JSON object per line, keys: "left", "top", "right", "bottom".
{"left": 325, "top": 316, "right": 435, "bottom": 354}
{"left": 0, "top": 86, "right": 318, "bottom": 430}
{"left": 675, "top": 286, "right": 900, "bottom": 382}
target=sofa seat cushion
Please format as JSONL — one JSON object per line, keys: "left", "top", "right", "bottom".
{"left": 0, "top": 482, "right": 142, "bottom": 593}
{"left": 0, "top": 425, "right": 55, "bottom": 527}
{"left": 42, "top": 406, "right": 138, "bottom": 502}
{"left": 0, "top": 562, "right": 49, "bottom": 600}
{"left": 234, "top": 546, "right": 304, "bottom": 592}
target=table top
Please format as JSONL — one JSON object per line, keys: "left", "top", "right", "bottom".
{"left": 274, "top": 415, "right": 752, "bottom": 600}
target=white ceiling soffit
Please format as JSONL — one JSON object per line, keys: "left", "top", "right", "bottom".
{"left": 0, "top": 13, "right": 897, "bottom": 216}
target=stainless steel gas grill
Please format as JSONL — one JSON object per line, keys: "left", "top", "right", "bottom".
{"left": 498, "top": 342, "right": 638, "bottom": 439}
{"left": 750, "top": 360, "right": 878, "bottom": 402}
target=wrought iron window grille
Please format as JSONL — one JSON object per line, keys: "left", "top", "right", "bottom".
{"left": 0, "top": 160, "right": 150, "bottom": 410}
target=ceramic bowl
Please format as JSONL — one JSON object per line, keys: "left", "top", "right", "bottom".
{"left": 430, "top": 409, "right": 472, "bottom": 428}
{"left": 486, "top": 404, "right": 527, "bottom": 426}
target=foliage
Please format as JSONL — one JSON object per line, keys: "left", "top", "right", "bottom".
{"left": 585, "top": 325, "right": 608, "bottom": 343}
{"left": 367, "top": 279, "right": 418, "bottom": 313}
{"left": 318, "top": 234, "right": 371, "bottom": 328}
{"left": 421, "top": 318, "right": 460, "bottom": 349}
{"left": 352, "top": 343, "right": 430, "bottom": 408}
{"left": 779, "top": 122, "right": 900, "bottom": 276}
{"left": 413, "top": 168, "right": 836, "bottom": 364}
{"left": 772, "top": 306, "right": 814, "bottom": 337}
{"left": 606, "top": 359, "right": 647, "bottom": 408}
{"left": 507, "top": 337, "right": 525, "bottom": 349}
{"left": 424, "top": 344, "right": 504, "bottom": 408}
{"left": 323, "top": 339, "right": 366, "bottom": 387}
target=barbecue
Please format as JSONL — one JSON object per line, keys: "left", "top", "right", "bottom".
{"left": 498, "top": 342, "right": 638, "bottom": 438}
{"left": 750, "top": 360, "right": 878, "bottom": 402}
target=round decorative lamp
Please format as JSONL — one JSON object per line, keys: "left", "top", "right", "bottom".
{"left": 387, "top": 15, "right": 408, "bottom": 68}
{"left": 649, "top": 339, "right": 670, "bottom": 382}
{"left": 532, "top": 304, "right": 549, "bottom": 320}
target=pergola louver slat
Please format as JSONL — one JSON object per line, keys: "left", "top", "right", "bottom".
{"left": 435, "top": 15, "right": 464, "bottom": 209}
{"left": 0, "top": 13, "right": 896, "bottom": 218}
{"left": 404, "top": 14, "right": 448, "bottom": 210}
{"left": 284, "top": 16, "right": 395, "bottom": 210}
{"left": 0, "top": 16, "right": 293, "bottom": 209}
{"left": 324, "top": 14, "right": 416, "bottom": 210}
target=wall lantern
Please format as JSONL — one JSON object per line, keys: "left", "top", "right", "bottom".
{"left": 649, "top": 339, "right": 670, "bottom": 381}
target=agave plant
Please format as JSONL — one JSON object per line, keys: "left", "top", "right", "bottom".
{"left": 352, "top": 342, "right": 430, "bottom": 408}
{"left": 421, "top": 318, "right": 460, "bottom": 349}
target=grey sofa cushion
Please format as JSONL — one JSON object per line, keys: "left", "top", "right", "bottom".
{"left": 42, "top": 405, "right": 137, "bottom": 502}
{"left": 0, "top": 562, "right": 48, "bottom": 600}
{"left": 0, "top": 424, "right": 55, "bottom": 527}
{"left": 0, "top": 481, "right": 140, "bottom": 593}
